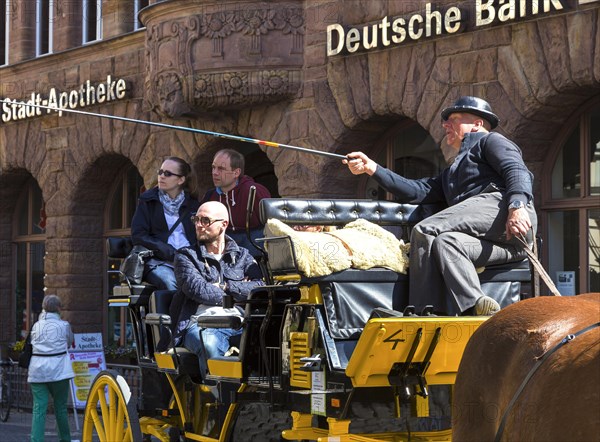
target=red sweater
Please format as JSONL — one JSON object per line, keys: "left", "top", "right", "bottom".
{"left": 201, "top": 175, "right": 271, "bottom": 232}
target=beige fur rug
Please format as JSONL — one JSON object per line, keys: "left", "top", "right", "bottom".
{"left": 264, "top": 218, "right": 409, "bottom": 277}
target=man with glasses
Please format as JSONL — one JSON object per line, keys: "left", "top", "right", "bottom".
{"left": 201, "top": 149, "right": 271, "bottom": 257}
{"left": 170, "top": 201, "right": 264, "bottom": 374}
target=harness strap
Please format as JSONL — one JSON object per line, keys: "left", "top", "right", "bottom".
{"left": 494, "top": 321, "right": 600, "bottom": 442}
{"left": 32, "top": 351, "right": 67, "bottom": 357}
{"left": 516, "top": 233, "right": 561, "bottom": 297}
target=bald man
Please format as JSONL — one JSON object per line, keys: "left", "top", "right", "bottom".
{"left": 170, "top": 201, "right": 264, "bottom": 374}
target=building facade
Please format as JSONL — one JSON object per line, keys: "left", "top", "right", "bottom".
{"left": 0, "top": 0, "right": 598, "bottom": 348}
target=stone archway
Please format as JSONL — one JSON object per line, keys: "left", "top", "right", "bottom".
{"left": 48, "top": 154, "right": 135, "bottom": 332}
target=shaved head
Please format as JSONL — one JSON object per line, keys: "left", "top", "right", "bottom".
{"left": 199, "top": 201, "right": 229, "bottom": 220}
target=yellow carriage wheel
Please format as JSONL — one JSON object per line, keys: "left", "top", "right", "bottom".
{"left": 82, "top": 369, "right": 143, "bottom": 442}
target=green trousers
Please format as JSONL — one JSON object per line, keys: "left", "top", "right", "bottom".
{"left": 30, "top": 379, "right": 72, "bottom": 442}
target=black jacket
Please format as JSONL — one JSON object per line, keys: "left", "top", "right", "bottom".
{"left": 372, "top": 132, "right": 534, "bottom": 208}
{"left": 170, "top": 237, "right": 264, "bottom": 340}
{"left": 131, "top": 187, "right": 200, "bottom": 263}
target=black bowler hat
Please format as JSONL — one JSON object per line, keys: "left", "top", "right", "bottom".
{"left": 441, "top": 96, "right": 499, "bottom": 129}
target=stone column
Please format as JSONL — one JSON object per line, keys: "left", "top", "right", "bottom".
{"left": 53, "top": 0, "right": 83, "bottom": 52}
{"left": 8, "top": 1, "right": 36, "bottom": 63}
{"left": 102, "top": 1, "right": 134, "bottom": 39}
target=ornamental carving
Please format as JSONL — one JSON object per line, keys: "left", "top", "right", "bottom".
{"left": 192, "top": 70, "right": 300, "bottom": 110}
{"left": 142, "top": 2, "right": 304, "bottom": 118}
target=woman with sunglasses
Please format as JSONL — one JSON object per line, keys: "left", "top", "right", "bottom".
{"left": 131, "top": 157, "right": 200, "bottom": 290}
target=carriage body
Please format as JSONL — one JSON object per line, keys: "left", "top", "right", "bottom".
{"left": 83, "top": 199, "right": 532, "bottom": 441}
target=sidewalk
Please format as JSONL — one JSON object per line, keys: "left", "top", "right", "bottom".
{"left": 0, "top": 407, "right": 82, "bottom": 442}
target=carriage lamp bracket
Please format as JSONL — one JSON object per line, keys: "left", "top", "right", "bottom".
{"left": 299, "top": 353, "right": 323, "bottom": 371}
{"left": 387, "top": 327, "right": 442, "bottom": 400}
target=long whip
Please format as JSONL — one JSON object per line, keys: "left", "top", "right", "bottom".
{"left": 0, "top": 99, "right": 347, "bottom": 160}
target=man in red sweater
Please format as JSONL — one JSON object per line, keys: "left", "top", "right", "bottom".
{"left": 201, "top": 148, "right": 271, "bottom": 257}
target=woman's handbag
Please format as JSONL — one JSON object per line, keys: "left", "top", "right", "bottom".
{"left": 18, "top": 329, "right": 33, "bottom": 369}
{"left": 120, "top": 213, "right": 186, "bottom": 285}
{"left": 119, "top": 245, "right": 154, "bottom": 284}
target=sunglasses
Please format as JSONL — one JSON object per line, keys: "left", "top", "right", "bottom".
{"left": 157, "top": 169, "right": 183, "bottom": 177}
{"left": 191, "top": 215, "right": 225, "bottom": 227}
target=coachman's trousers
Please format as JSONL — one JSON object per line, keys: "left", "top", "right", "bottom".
{"left": 408, "top": 191, "right": 537, "bottom": 315}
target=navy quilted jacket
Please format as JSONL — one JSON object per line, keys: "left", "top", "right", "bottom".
{"left": 170, "top": 237, "right": 264, "bottom": 341}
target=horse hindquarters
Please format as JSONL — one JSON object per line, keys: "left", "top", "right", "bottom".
{"left": 452, "top": 294, "right": 600, "bottom": 442}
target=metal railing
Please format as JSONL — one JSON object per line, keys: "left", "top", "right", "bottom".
{"left": 3, "top": 363, "right": 141, "bottom": 411}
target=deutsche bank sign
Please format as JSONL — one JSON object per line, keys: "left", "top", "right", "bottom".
{"left": 327, "top": 0, "right": 588, "bottom": 57}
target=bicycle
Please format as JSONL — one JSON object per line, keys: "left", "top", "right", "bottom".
{"left": 0, "top": 358, "right": 13, "bottom": 422}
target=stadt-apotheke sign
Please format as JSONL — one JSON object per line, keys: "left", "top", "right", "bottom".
{"left": 327, "top": 0, "right": 596, "bottom": 57}
{"left": 1, "top": 75, "right": 127, "bottom": 123}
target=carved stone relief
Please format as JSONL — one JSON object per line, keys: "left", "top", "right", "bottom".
{"left": 142, "top": 2, "right": 304, "bottom": 118}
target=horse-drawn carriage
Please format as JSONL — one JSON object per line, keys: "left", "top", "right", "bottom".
{"left": 82, "top": 198, "right": 537, "bottom": 441}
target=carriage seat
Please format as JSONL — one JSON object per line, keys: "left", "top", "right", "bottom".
{"left": 259, "top": 198, "right": 533, "bottom": 312}
{"left": 146, "top": 290, "right": 202, "bottom": 378}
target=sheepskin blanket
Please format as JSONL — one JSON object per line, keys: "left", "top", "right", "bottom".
{"left": 264, "top": 218, "right": 409, "bottom": 277}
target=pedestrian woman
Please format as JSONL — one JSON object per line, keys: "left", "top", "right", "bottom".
{"left": 131, "top": 156, "right": 200, "bottom": 290}
{"left": 28, "top": 294, "right": 74, "bottom": 442}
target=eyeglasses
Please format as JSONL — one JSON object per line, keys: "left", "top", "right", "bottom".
{"left": 191, "top": 215, "right": 225, "bottom": 227}
{"left": 157, "top": 169, "right": 183, "bottom": 177}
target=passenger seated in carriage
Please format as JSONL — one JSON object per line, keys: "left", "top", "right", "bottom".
{"left": 169, "top": 201, "right": 264, "bottom": 375}
{"left": 131, "top": 157, "right": 200, "bottom": 291}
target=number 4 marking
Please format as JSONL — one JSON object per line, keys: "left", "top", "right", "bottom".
{"left": 383, "top": 329, "right": 405, "bottom": 350}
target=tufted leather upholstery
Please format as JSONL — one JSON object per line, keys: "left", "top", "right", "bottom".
{"left": 107, "top": 237, "right": 133, "bottom": 259}
{"left": 259, "top": 198, "right": 420, "bottom": 227}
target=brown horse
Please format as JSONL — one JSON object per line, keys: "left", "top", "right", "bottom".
{"left": 452, "top": 293, "right": 600, "bottom": 442}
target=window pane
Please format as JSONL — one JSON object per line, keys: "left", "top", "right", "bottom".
{"left": 391, "top": 125, "right": 444, "bottom": 179}
{"left": 547, "top": 211, "right": 580, "bottom": 295}
{"left": 40, "top": 0, "right": 50, "bottom": 54}
{"left": 125, "top": 168, "right": 144, "bottom": 228}
{"left": 589, "top": 107, "right": 600, "bottom": 196}
{"left": 31, "top": 242, "right": 45, "bottom": 317}
{"left": 31, "top": 185, "right": 45, "bottom": 234}
{"left": 134, "top": 0, "right": 149, "bottom": 30}
{"left": 366, "top": 123, "right": 443, "bottom": 200}
{"left": 108, "top": 176, "right": 124, "bottom": 230}
{"left": 551, "top": 126, "right": 580, "bottom": 199}
{"left": 17, "top": 193, "right": 28, "bottom": 236}
{"left": 15, "top": 243, "right": 27, "bottom": 340}
{"left": 83, "top": 0, "right": 101, "bottom": 43}
{"left": 589, "top": 209, "right": 600, "bottom": 292}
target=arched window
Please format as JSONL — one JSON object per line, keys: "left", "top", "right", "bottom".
{"left": 542, "top": 98, "right": 600, "bottom": 294}
{"left": 13, "top": 179, "right": 46, "bottom": 339}
{"left": 104, "top": 165, "right": 144, "bottom": 347}
{"left": 365, "top": 121, "right": 445, "bottom": 201}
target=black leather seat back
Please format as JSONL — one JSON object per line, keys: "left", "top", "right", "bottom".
{"left": 149, "top": 290, "right": 176, "bottom": 352}
{"left": 107, "top": 237, "right": 133, "bottom": 259}
{"left": 259, "top": 198, "right": 419, "bottom": 227}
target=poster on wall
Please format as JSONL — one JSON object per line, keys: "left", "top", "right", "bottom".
{"left": 70, "top": 333, "right": 106, "bottom": 409}
{"left": 556, "top": 271, "right": 576, "bottom": 296}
